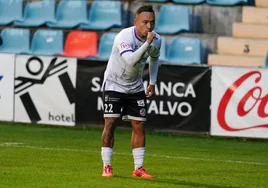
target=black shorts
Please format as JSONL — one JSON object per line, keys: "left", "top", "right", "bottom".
{"left": 103, "top": 91, "right": 147, "bottom": 121}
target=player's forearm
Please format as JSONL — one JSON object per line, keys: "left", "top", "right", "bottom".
{"left": 149, "top": 57, "right": 159, "bottom": 85}
{"left": 121, "top": 42, "right": 150, "bottom": 66}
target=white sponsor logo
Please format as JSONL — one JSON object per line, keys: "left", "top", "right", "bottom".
{"left": 137, "top": 99, "right": 145, "bottom": 107}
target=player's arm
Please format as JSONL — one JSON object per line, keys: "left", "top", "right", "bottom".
{"left": 148, "top": 56, "right": 159, "bottom": 85}
{"left": 146, "top": 37, "right": 161, "bottom": 98}
{"left": 120, "top": 32, "right": 156, "bottom": 66}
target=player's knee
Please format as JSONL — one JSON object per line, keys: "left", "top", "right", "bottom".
{"left": 104, "top": 118, "right": 117, "bottom": 131}
{"left": 132, "top": 121, "right": 145, "bottom": 135}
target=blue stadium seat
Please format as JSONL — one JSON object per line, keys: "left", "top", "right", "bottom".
{"left": 265, "top": 52, "right": 268, "bottom": 67}
{"left": 47, "top": 0, "right": 88, "bottom": 28}
{"left": 154, "top": 5, "right": 190, "bottom": 35}
{"left": 14, "top": 0, "right": 56, "bottom": 27}
{"left": 206, "top": 0, "right": 248, "bottom": 5}
{"left": 144, "top": 0, "right": 169, "bottom": 2}
{"left": 172, "top": 0, "right": 205, "bottom": 4}
{"left": 80, "top": 1, "right": 122, "bottom": 30}
{"left": 30, "top": 29, "right": 64, "bottom": 56}
{"left": 166, "top": 37, "right": 201, "bottom": 64}
{"left": 159, "top": 36, "right": 167, "bottom": 62}
{"left": 94, "top": 32, "right": 117, "bottom": 60}
{"left": 0, "top": 28, "right": 30, "bottom": 54}
{"left": 0, "top": 0, "right": 23, "bottom": 25}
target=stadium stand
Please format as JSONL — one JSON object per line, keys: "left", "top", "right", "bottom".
{"left": 63, "top": 31, "right": 98, "bottom": 58}
{"left": 94, "top": 32, "right": 117, "bottom": 60}
{"left": 208, "top": 0, "right": 268, "bottom": 67}
{"left": 0, "top": 0, "right": 266, "bottom": 67}
{"left": 14, "top": 0, "right": 56, "bottom": 27}
{"left": 0, "top": 28, "right": 30, "bottom": 54}
{"left": 47, "top": 0, "right": 88, "bottom": 29}
{"left": 80, "top": 1, "right": 122, "bottom": 30}
{"left": 206, "top": 0, "right": 248, "bottom": 5}
{"left": 154, "top": 5, "right": 190, "bottom": 34}
{"left": 30, "top": 29, "right": 64, "bottom": 56}
{"left": 0, "top": 0, "right": 23, "bottom": 25}
{"left": 144, "top": 0, "right": 168, "bottom": 2}
{"left": 172, "top": 0, "right": 205, "bottom": 4}
{"left": 166, "top": 36, "right": 201, "bottom": 64}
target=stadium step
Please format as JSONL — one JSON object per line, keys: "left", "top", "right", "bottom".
{"left": 208, "top": 54, "right": 265, "bottom": 67}
{"left": 233, "top": 22, "right": 268, "bottom": 39}
{"left": 217, "top": 37, "right": 268, "bottom": 56}
{"left": 242, "top": 6, "right": 268, "bottom": 24}
{"left": 255, "top": 0, "right": 268, "bottom": 7}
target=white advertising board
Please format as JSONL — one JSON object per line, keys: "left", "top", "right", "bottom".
{"left": 0, "top": 54, "right": 15, "bottom": 121}
{"left": 211, "top": 66, "right": 268, "bottom": 138}
{"left": 14, "top": 55, "right": 77, "bottom": 126}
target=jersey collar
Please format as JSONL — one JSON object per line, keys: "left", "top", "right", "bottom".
{"left": 134, "top": 27, "right": 146, "bottom": 42}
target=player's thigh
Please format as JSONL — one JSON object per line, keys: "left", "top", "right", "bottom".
{"left": 103, "top": 91, "right": 123, "bottom": 118}
{"left": 123, "top": 91, "right": 147, "bottom": 121}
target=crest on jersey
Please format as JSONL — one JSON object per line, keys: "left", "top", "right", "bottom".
{"left": 137, "top": 99, "right": 145, "bottom": 107}
{"left": 140, "top": 108, "right": 146, "bottom": 117}
{"left": 120, "top": 42, "right": 130, "bottom": 49}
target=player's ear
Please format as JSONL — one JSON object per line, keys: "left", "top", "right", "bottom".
{"left": 134, "top": 18, "right": 137, "bottom": 25}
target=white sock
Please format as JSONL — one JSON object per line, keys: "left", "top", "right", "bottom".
{"left": 101, "top": 147, "right": 113, "bottom": 168}
{"left": 132, "top": 147, "right": 145, "bottom": 170}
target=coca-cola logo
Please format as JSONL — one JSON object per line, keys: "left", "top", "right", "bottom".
{"left": 218, "top": 71, "right": 268, "bottom": 131}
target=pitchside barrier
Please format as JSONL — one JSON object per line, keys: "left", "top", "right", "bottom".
{"left": 0, "top": 53, "right": 267, "bottom": 139}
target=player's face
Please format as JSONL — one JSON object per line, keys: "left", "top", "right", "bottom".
{"left": 134, "top": 12, "right": 155, "bottom": 39}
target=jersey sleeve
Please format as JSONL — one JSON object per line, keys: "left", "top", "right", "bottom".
{"left": 150, "top": 37, "right": 161, "bottom": 58}
{"left": 115, "top": 34, "right": 134, "bottom": 56}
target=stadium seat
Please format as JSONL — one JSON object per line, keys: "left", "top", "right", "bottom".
{"left": 242, "top": 7, "right": 268, "bottom": 24}
{"left": 208, "top": 54, "right": 265, "bottom": 67}
{"left": 94, "top": 32, "right": 117, "bottom": 60}
{"left": 206, "top": 0, "right": 248, "bottom": 6}
{"left": 63, "top": 31, "right": 98, "bottom": 58}
{"left": 265, "top": 52, "right": 268, "bottom": 67}
{"left": 159, "top": 36, "right": 167, "bottom": 62}
{"left": 0, "top": 0, "right": 23, "bottom": 25}
{"left": 172, "top": 0, "right": 205, "bottom": 4}
{"left": 154, "top": 5, "right": 190, "bottom": 35}
{"left": 80, "top": 1, "right": 122, "bottom": 30}
{"left": 256, "top": 0, "right": 268, "bottom": 7}
{"left": 144, "top": 0, "right": 169, "bottom": 2}
{"left": 233, "top": 22, "right": 268, "bottom": 39}
{"left": 14, "top": 0, "right": 56, "bottom": 27}
{"left": 217, "top": 37, "right": 268, "bottom": 57}
{"left": 47, "top": 0, "right": 88, "bottom": 28}
{"left": 30, "top": 29, "right": 64, "bottom": 56}
{"left": 0, "top": 28, "right": 30, "bottom": 54}
{"left": 166, "top": 37, "right": 201, "bottom": 64}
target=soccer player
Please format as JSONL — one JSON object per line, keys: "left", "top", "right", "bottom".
{"left": 101, "top": 5, "right": 161, "bottom": 178}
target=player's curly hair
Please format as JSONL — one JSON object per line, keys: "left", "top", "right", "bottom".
{"left": 136, "top": 5, "right": 155, "bottom": 15}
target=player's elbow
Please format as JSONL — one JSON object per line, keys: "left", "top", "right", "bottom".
{"left": 122, "top": 53, "right": 136, "bottom": 67}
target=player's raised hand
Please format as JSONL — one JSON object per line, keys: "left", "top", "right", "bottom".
{"left": 146, "top": 32, "right": 156, "bottom": 44}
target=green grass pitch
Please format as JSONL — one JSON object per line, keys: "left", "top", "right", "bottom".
{"left": 0, "top": 122, "right": 268, "bottom": 188}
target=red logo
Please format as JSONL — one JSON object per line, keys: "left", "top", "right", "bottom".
{"left": 218, "top": 71, "right": 268, "bottom": 131}
{"left": 120, "top": 42, "right": 130, "bottom": 49}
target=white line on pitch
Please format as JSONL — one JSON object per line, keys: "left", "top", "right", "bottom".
{"left": 0, "top": 143, "right": 267, "bottom": 166}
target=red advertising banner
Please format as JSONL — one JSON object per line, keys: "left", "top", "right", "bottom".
{"left": 211, "top": 66, "right": 268, "bottom": 138}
